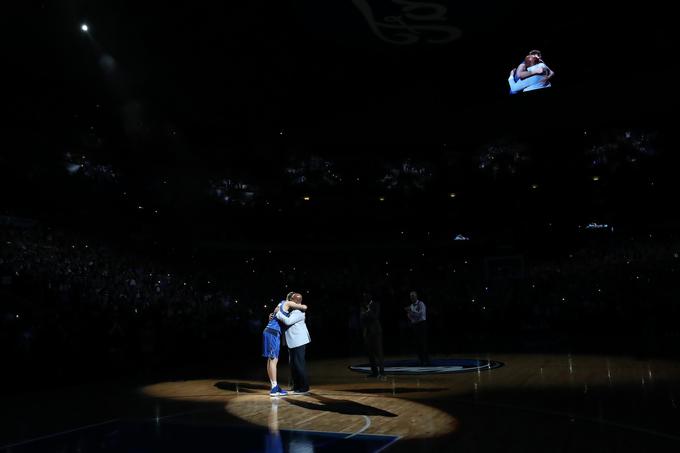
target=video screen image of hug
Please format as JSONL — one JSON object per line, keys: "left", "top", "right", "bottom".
{"left": 508, "top": 49, "right": 554, "bottom": 95}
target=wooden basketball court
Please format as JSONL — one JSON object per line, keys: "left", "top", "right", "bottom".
{"left": 2, "top": 353, "right": 680, "bottom": 451}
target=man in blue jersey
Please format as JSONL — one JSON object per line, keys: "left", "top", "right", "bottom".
{"left": 263, "top": 292, "right": 307, "bottom": 397}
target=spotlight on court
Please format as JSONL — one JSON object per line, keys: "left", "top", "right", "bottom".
{"left": 81, "top": 24, "right": 89, "bottom": 32}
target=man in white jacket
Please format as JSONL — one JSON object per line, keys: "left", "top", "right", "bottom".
{"left": 276, "top": 292, "right": 311, "bottom": 393}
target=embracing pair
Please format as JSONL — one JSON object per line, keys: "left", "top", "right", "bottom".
{"left": 262, "top": 292, "right": 311, "bottom": 397}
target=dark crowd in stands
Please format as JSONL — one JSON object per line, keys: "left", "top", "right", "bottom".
{"left": 2, "top": 218, "right": 680, "bottom": 387}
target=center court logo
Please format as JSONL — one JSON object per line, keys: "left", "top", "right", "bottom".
{"left": 350, "top": 358, "right": 504, "bottom": 375}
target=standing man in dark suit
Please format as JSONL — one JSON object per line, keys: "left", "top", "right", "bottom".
{"left": 360, "top": 292, "right": 384, "bottom": 378}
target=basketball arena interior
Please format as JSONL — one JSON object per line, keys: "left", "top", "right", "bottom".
{"left": 2, "top": 1, "right": 678, "bottom": 451}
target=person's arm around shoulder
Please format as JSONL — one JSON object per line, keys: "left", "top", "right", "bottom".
{"left": 276, "top": 308, "right": 305, "bottom": 326}
{"left": 517, "top": 62, "right": 544, "bottom": 79}
{"left": 286, "top": 301, "right": 307, "bottom": 312}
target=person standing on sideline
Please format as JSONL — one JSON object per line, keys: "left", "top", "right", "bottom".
{"left": 263, "top": 296, "right": 307, "bottom": 397}
{"left": 276, "top": 292, "right": 311, "bottom": 394}
{"left": 360, "top": 292, "right": 384, "bottom": 378}
{"left": 405, "top": 290, "right": 430, "bottom": 366}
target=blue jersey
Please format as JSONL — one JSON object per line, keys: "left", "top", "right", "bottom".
{"left": 265, "top": 301, "right": 289, "bottom": 332}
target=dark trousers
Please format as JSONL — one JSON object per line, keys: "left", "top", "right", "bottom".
{"left": 412, "top": 321, "right": 429, "bottom": 365}
{"left": 288, "top": 344, "right": 309, "bottom": 391}
{"left": 363, "top": 330, "right": 384, "bottom": 375}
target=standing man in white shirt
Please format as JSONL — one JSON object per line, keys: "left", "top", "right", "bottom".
{"left": 276, "top": 292, "right": 311, "bottom": 394}
{"left": 405, "top": 290, "right": 430, "bottom": 366}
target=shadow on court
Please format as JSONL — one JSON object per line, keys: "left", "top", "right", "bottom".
{"left": 284, "top": 393, "right": 397, "bottom": 417}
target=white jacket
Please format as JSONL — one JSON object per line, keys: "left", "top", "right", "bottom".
{"left": 276, "top": 308, "right": 311, "bottom": 349}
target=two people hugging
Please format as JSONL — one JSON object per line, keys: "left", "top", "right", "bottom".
{"left": 263, "top": 291, "right": 311, "bottom": 397}
{"left": 508, "top": 49, "right": 555, "bottom": 94}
